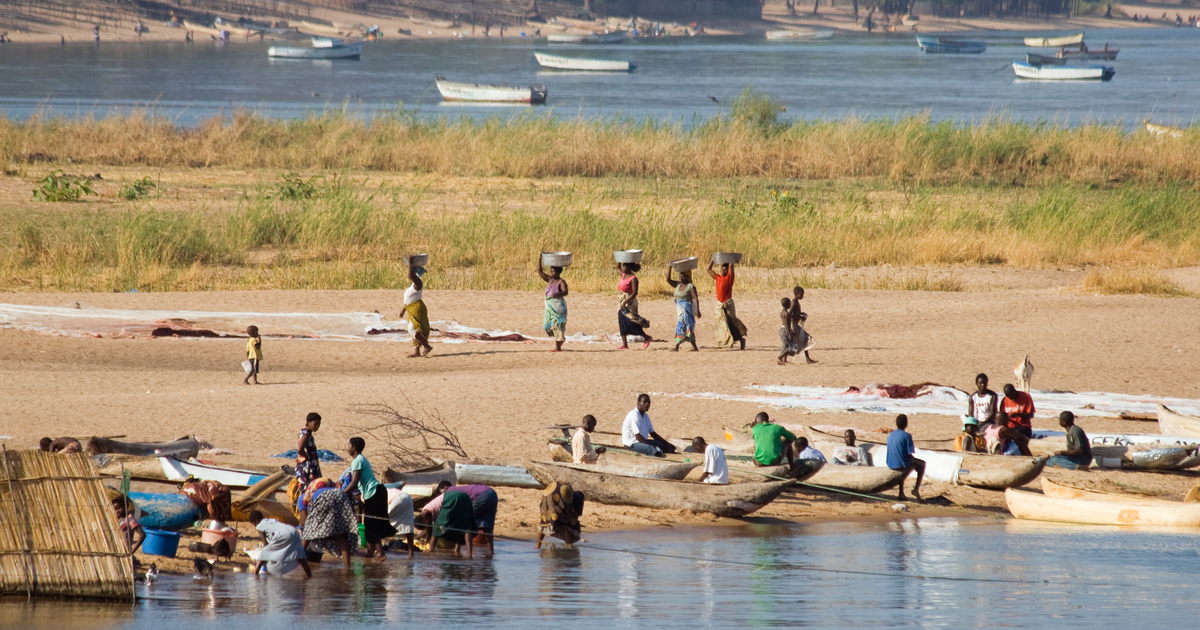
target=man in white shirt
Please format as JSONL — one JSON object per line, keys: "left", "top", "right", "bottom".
{"left": 692, "top": 436, "right": 728, "bottom": 484}
{"left": 793, "top": 437, "right": 827, "bottom": 463}
{"left": 621, "top": 394, "right": 674, "bottom": 457}
{"left": 831, "top": 429, "right": 871, "bottom": 466}
{"left": 573, "top": 415, "right": 607, "bottom": 464}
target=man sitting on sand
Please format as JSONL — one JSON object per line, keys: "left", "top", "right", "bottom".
{"left": 751, "top": 412, "right": 797, "bottom": 467}
{"left": 1046, "top": 411, "right": 1092, "bottom": 470}
{"left": 39, "top": 436, "right": 82, "bottom": 454}
{"left": 955, "top": 417, "right": 987, "bottom": 453}
{"left": 573, "top": 415, "right": 607, "bottom": 464}
{"left": 621, "top": 394, "right": 675, "bottom": 457}
{"left": 693, "top": 437, "right": 728, "bottom": 484}
{"left": 886, "top": 414, "right": 925, "bottom": 502}
{"left": 832, "top": 430, "right": 870, "bottom": 466}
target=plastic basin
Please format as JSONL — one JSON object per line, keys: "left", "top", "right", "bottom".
{"left": 142, "top": 528, "right": 181, "bottom": 558}
{"left": 670, "top": 257, "right": 699, "bottom": 272}
{"left": 201, "top": 527, "right": 239, "bottom": 550}
{"left": 405, "top": 254, "right": 429, "bottom": 267}
{"left": 613, "top": 249, "right": 644, "bottom": 263}
{"left": 541, "top": 252, "right": 573, "bottom": 267}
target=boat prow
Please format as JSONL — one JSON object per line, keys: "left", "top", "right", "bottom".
{"left": 1158, "top": 404, "right": 1200, "bottom": 437}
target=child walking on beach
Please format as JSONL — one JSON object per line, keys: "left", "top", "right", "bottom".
{"left": 244, "top": 325, "right": 262, "bottom": 385}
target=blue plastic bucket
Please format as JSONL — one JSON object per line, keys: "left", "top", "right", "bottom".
{"left": 142, "top": 528, "right": 181, "bottom": 558}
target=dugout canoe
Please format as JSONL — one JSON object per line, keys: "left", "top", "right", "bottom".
{"left": 1026, "top": 432, "right": 1199, "bottom": 470}
{"left": 1040, "top": 477, "right": 1185, "bottom": 504}
{"left": 802, "top": 465, "right": 907, "bottom": 494}
{"left": 547, "top": 29, "right": 626, "bottom": 44}
{"left": 454, "top": 462, "right": 542, "bottom": 488}
{"left": 723, "top": 458, "right": 824, "bottom": 484}
{"left": 87, "top": 436, "right": 200, "bottom": 459}
{"left": 1158, "top": 404, "right": 1200, "bottom": 438}
{"left": 524, "top": 461, "right": 793, "bottom": 518}
{"left": 850, "top": 443, "right": 1045, "bottom": 489}
{"left": 804, "top": 425, "right": 955, "bottom": 451}
{"left": 383, "top": 461, "right": 457, "bottom": 487}
{"left": 766, "top": 28, "right": 834, "bottom": 40}
{"left": 1005, "top": 486, "right": 1200, "bottom": 527}
{"left": 230, "top": 469, "right": 299, "bottom": 524}
{"left": 547, "top": 442, "right": 698, "bottom": 479}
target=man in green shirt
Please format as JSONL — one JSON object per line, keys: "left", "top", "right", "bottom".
{"left": 750, "top": 412, "right": 797, "bottom": 467}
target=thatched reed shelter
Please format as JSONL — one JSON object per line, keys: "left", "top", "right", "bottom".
{"left": 0, "top": 448, "right": 135, "bottom": 600}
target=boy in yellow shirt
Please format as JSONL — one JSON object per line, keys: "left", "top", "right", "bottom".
{"left": 244, "top": 325, "right": 262, "bottom": 385}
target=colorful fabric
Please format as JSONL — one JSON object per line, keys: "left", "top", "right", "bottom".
{"left": 779, "top": 326, "right": 799, "bottom": 355}
{"left": 179, "top": 479, "right": 232, "bottom": 522}
{"left": 295, "top": 429, "right": 322, "bottom": 491}
{"left": 714, "top": 299, "right": 746, "bottom": 348}
{"left": 404, "top": 300, "right": 430, "bottom": 346}
{"left": 674, "top": 298, "right": 696, "bottom": 341}
{"left": 544, "top": 297, "right": 568, "bottom": 342}
{"left": 618, "top": 297, "right": 648, "bottom": 338}
{"left": 433, "top": 491, "right": 476, "bottom": 545}
{"left": 1001, "top": 391, "right": 1036, "bottom": 429}
{"left": 301, "top": 487, "right": 359, "bottom": 555}
{"left": 955, "top": 434, "right": 988, "bottom": 452}
{"left": 539, "top": 482, "right": 585, "bottom": 542}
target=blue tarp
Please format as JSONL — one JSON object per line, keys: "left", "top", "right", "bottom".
{"left": 271, "top": 448, "right": 344, "bottom": 462}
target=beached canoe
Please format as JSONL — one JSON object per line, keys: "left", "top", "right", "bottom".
{"left": 723, "top": 459, "right": 824, "bottom": 484}
{"left": 1041, "top": 477, "right": 1182, "bottom": 504}
{"left": 454, "top": 462, "right": 542, "bottom": 488}
{"left": 835, "top": 442, "right": 1046, "bottom": 489}
{"left": 436, "top": 78, "right": 547, "bottom": 104}
{"left": 299, "top": 20, "right": 361, "bottom": 37}
{"left": 1158, "top": 404, "right": 1200, "bottom": 437}
{"left": 766, "top": 28, "right": 834, "bottom": 40}
{"left": 87, "top": 436, "right": 200, "bottom": 459}
{"left": 1024, "top": 32, "right": 1084, "bottom": 47}
{"left": 268, "top": 42, "right": 363, "bottom": 59}
{"left": 802, "top": 465, "right": 907, "bottom": 494}
{"left": 1012, "top": 61, "right": 1114, "bottom": 81}
{"left": 534, "top": 52, "right": 632, "bottom": 71}
{"left": 159, "top": 457, "right": 272, "bottom": 488}
{"left": 547, "top": 442, "right": 698, "bottom": 479}
{"left": 128, "top": 491, "right": 200, "bottom": 531}
{"left": 547, "top": 29, "right": 626, "bottom": 44}
{"left": 383, "top": 461, "right": 457, "bottom": 487}
{"left": 804, "top": 425, "right": 953, "bottom": 451}
{"left": 916, "top": 35, "right": 986, "bottom": 53}
{"left": 1027, "top": 431, "right": 1199, "bottom": 470}
{"left": 525, "top": 461, "right": 793, "bottom": 518}
{"left": 1006, "top": 486, "right": 1200, "bottom": 527}
{"left": 230, "top": 469, "right": 298, "bottom": 524}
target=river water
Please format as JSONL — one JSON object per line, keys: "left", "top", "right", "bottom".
{"left": 2, "top": 518, "right": 1198, "bottom": 628}
{"left": 1, "top": 28, "right": 1198, "bottom": 126}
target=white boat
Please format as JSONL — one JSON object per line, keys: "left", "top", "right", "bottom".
{"left": 534, "top": 52, "right": 632, "bottom": 71}
{"left": 1012, "top": 61, "right": 1113, "bottom": 81}
{"left": 1024, "top": 32, "right": 1084, "bottom": 47}
{"left": 547, "top": 29, "right": 626, "bottom": 44}
{"left": 765, "top": 28, "right": 834, "bottom": 40}
{"left": 436, "top": 78, "right": 547, "bottom": 104}
{"left": 311, "top": 36, "right": 343, "bottom": 48}
{"left": 268, "top": 42, "right": 363, "bottom": 59}
{"left": 158, "top": 457, "right": 274, "bottom": 488}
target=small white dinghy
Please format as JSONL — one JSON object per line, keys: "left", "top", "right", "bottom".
{"left": 268, "top": 37, "right": 363, "bottom": 59}
{"left": 1012, "top": 61, "right": 1113, "bottom": 81}
{"left": 534, "top": 52, "right": 632, "bottom": 71}
{"left": 547, "top": 29, "right": 626, "bottom": 44}
{"left": 435, "top": 78, "right": 547, "bottom": 104}
{"left": 765, "top": 28, "right": 834, "bottom": 40}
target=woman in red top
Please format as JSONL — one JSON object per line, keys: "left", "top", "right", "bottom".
{"left": 707, "top": 260, "right": 746, "bottom": 349}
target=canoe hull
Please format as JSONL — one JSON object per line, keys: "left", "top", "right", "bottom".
{"left": 1024, "top": 33, "right": 1084, "bottom": 47}
{"left": 534, "top": 52, "right": 631, "bottom": 71}
{"left": 455, "top": 462, "right": 542, "bottom": 488}
{"left": 268, "top": 43, "right": 362, "bottom": 59}
{"left": 525, "top": 461, "right": 793, "bottom": 518}
{"left": 1158, "top": 404, "right": 1200, "bottom": 437}
{"left": 87, "top": 436, "right": 200, "bottom": 459}
{"left": 1012, "top": 61, "right": 1114, "bottom": 80}
{"left": 159, "top": 457, "right": 270, "bottom": 488}
{"left": 1006, "top": 487, "right": 1200, "bottom": 527}
{"left": 383, "top": 461, "right": 457, "bottom": 487}
{"left": 916, "top": 35, "right": 986, "bottom": 53}
{"left": 547, "top": 30, "right": 626, "bottom": 43}
{"left": 436, "top": 79, "right": 547, "bottom": 104}
{"left": 724, "top": 459, "right": 824, "bottom": 484}
{"left": 548, "top": 443, "right": 698, "bottom": 479}
{"left": 804, "top": 465, "right": 906, "bottom": 493}
{"left": 766, "top": 29, "right": 834, "bottom": 40}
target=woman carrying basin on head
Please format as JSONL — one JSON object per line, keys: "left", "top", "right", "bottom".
{"left": 537, "top": 254, "right": 569, "bottom": 352}
{"left": 666, "top": 263, "right": 700, "bottom": 352}
{"left": 616, "top": 260, "right": 653, "bottom": 350}
{"left": 403, "top": 256, "right": 434, "bottom": 358}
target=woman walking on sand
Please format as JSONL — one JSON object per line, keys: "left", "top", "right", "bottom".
{"left": 295, "top": 412, "right": 323, "bottom": 492}
{"left": 707, "top": 260, "right": 746, "bottom": 350}
{"left": 403, "top": 259, "right": 434, "bottom": 358}
{"left": 616, "top": 262, "right": 653, "bottom": 350}
{"left": 666, "top": 265, "right": 700, "bottom": 352}
{"left": 537, "top": 258, "right": 569, "bottom": 352}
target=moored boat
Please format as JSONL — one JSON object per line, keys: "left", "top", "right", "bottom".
{"left": 524, "top": 461, "right": 793, "bottom": 518}
{"left": 268, "top": 41, "right": 363, "bottom": 59}
{"left": 766, "top": 28, "right": 834, "bottom": 40}
{"left": 1006, "top": 485, "right": 1200, "bottom": 527}
{"left": 1012, "top": 61, "right": 1114, "bottom": 81}
{"left": 87, "top": 436, "right": 200, "bottom": 459}
{"left": 1026, "top": 53, "right": 1066, "bottom": 66}
{"left": 1024, "top": 32, "right": 1084, "bottom": 47}
{"left": 916, "top": 35, "right": 986, "bottom": 53}
{"left": 1057, "top": 46, "right": 1118, "bottom": 61}
{"left": 534, "top": 52, "right": 632, "bottom": 71}
{"left": 436, "top": 78, "right": 547, "bottom": 104}
{"left": 547, "top": 29, "right": 626, "bottom": 44}
{"left": 548, "top": 442, "right": 698, "bottom": 479}
{"left": 1158, "top": 404, "right": 1200, "bottom": 437}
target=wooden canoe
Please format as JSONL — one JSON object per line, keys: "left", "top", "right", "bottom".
{"left": 455, "top": 462, "right": 542, "bottom": 489}
{"left": 1041, "top": 477, "right": 1179, "bottom": 504}
{"left": 1024, "top": 32, "right": 1083, "bottom": 47}
{"left": 231, "top": 470, "right": 299, "bottom": 525}
{"left": 716, "top": 459, "right": 824, "bottom": 484}
{"left": 837, "top": 442, "right": 1046, "bottom": 489}
{"left": 802, "top": 465, "right": 907, "bottom": 494}
{"left": 1027, "top": 433, "right": 1197, "bottom": 470}
{"left": 547, "top": 442, "right": 698, "bottom": 479}
{"left": 1006, "top": 486, "right": 1200, "bottom": 527}
{"left": 524, "top": 461, "right": 793, "bottom": 518}
{"left": 1158, "top": 404, "right": 1200, "bottom": 437}
{"left": 87, "top": 436, "right": 200, "bottom": 459}
{"left": 383, "top": 461, "right": 457, "bottom": 487}
{"left": 159, "top": 457, "right": 273, "bottom": 488}
{"left": 805, "top": 425, "right": 954, "bottom": 451}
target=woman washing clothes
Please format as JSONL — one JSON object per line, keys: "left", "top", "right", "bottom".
{"left": 536, "top": 482, "right": 585, "bottom": 548}
{"left": 616, "top": 262, "right": 653, "bottom": 350}
{"left": 297, "top": 477, "right": 357, "bottom": 569}
{"left": 346, "top": 437, "right": 396, "bottom": 562}
{"left": 403, "top": 257, "right": 434, "bottom": 358}
{"left": 666, "top": 264, "right": 700, "bottom": 352}
{"left": 536, "top": 257, "right": 569, "bottom": 352}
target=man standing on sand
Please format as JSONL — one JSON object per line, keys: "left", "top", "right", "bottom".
{"left": 1046, "top": 411, "right": 1092, "bottom": 470}
{"left": 573, "top": 415, "right": 607, "bottom": 464}
{"left": 621, "top": 394, "right": 675, "bottom": 457}
{"left": 1000, "top": 384, "right": 1036, "bottom": 439}
{"left": 886, "top": 414, "right": 925, "bottom": 502}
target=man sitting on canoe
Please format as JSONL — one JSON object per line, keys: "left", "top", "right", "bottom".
{"left": 832, "top": 430, "right": 870, "bottom": 466}
{"left": 751, "top": 412, "right": 797, "bottom": 468}
{"left": 1000, "top": 384, "right": 1036, "bottom": 439}
{"left": 955, "top": 417, "right": 987, "bottom": 453}
{"left": 793, "top": 437, "right": 827, "bottom": 463}
{"left": 573, "top": 415, "right": 607, "bottom": 465}
{"left": 983, "top": 411, "right": 1032, "bottom": 456}
{"left": 1046, "top": 411, "right": 1092, "bottom": 470}
{"left": 693, "top": 436, "right": 728, "bottom": 484}
{"left": 886, "top": 414, "right": 925, "bottom": 503}
{"left": 621, "top": 394, "right": 675, "bottom": 457}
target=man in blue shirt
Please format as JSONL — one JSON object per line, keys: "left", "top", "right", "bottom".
{"left": 886, "top": 414, "right": 926, "bottom": 502}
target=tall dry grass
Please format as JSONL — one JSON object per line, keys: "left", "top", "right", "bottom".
{"left": 1079, "top": 269, "right": 1194, "bottom": 297}
{"left": 2, "top": 107, "right": 1199, "bottom": 184}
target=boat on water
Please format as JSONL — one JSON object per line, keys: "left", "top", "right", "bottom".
{"left": 1056, "top": 45, "right": 1119, "bottom": 61}
{"left": 765, "top": 28, "right": 834, "bottom": 40}
{"left": 268, "top": 38, "right": 364, "bottom": 59}
{"left": 1146, "top": 121, "right": 1186, "bottom": 138}
{"left": 533, "top": 52, "right": 632, "bottom": 71}
{"left": 1024, "top": 32, "right": 1084, "bottom": 47}
{"left": 1005, "top": 478, "right": 1200, "bottom": 527}
{"left": 1026, "top": 53, "right": 1067, "bottom": 66}
{"left": 524, "top": 461, "right": 793, "bottom": 518}
{"left": 548, "top": 442, "right": 698, "bottom": 479}
{"left": 547, "top": 29, "right": 626, "bottom": 44}
{"left": 159, "top": 457, "right": 272, "bottom": 487}
{"left": 436, "top": 78, "right": 547, "bottom": 104}
{"left": 915, "top": 35, "right": 986, "bottom": 54}
{"left": 1158, "top": 404, "right": 1200, "bottom": 437}
{"left": 1012, "top": 61, "right": 1114, "bottom": 81}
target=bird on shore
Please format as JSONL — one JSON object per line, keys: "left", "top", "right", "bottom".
{"left": 1014, "top": 355, "right": 1034, "bottom": 391}
{"left": 193, "top": 556, "right": 214, "bottom": 580}
{"left": 145, "top": 563, "right": 159, "bottom": 584}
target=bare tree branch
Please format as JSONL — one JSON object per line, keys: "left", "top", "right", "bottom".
{"left": 348, "top": 400, "right": 468, "bottom": 469}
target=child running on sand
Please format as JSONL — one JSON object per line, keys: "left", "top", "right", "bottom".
{"left": 243, "top": 325, "right": 262, "bottom": 385}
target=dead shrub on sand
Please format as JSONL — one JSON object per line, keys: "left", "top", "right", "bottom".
{"left": 1080, "top": 269, "right": 1194, "bottom": 297}
{"left": 349, "top": 402, "right": 468, "bottom": 469}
